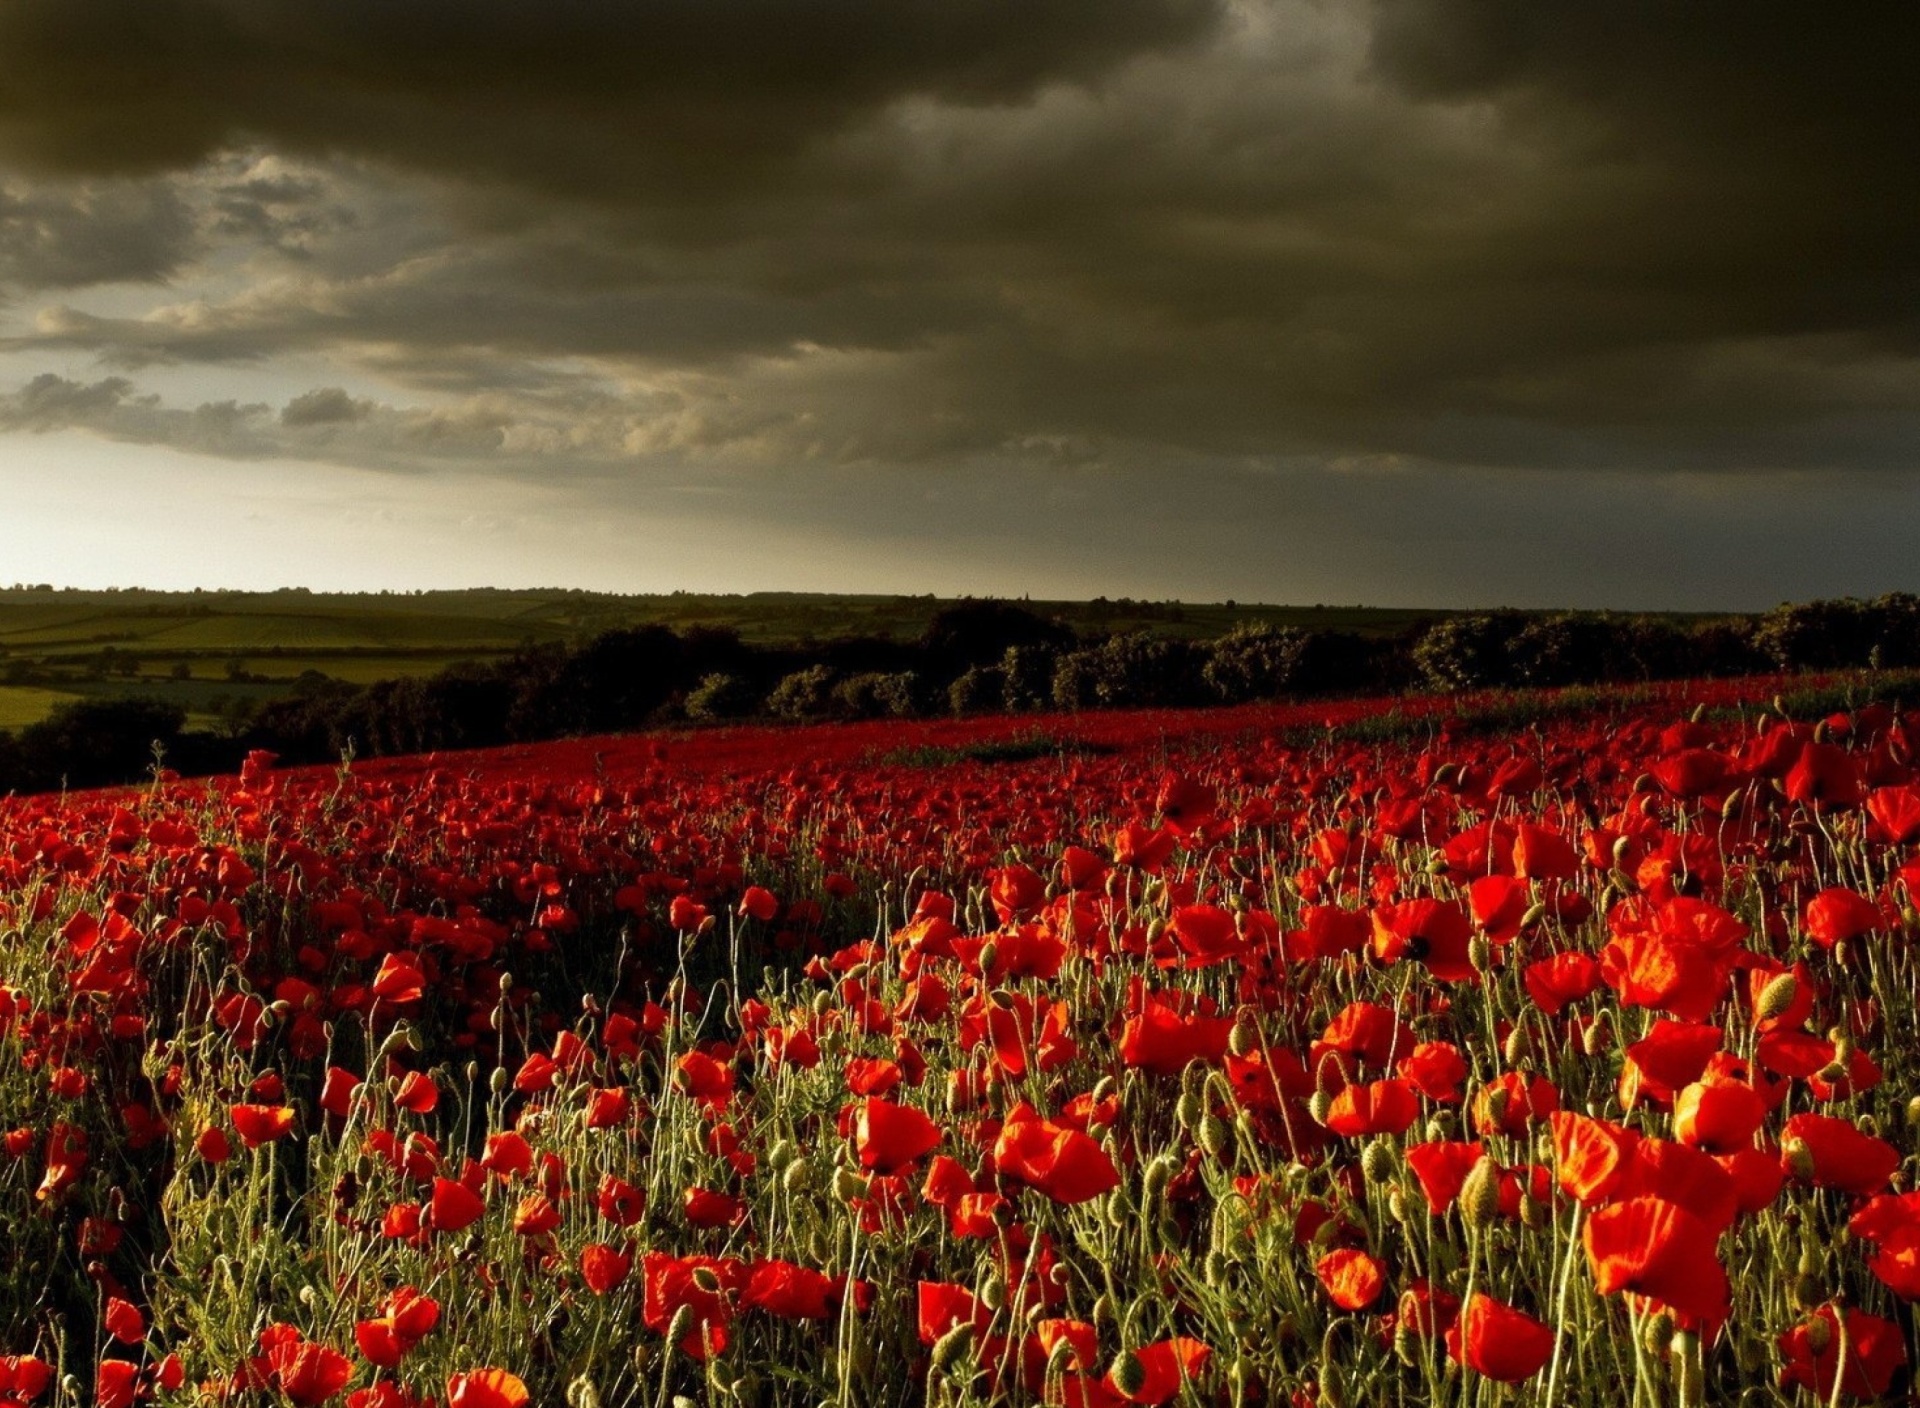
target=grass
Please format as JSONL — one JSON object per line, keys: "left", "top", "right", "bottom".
{"left": 872, "top": 731, "right": 1117, "bottom": 768}
{"left": 0, "top": 685, "right": 82, "bottom": 729}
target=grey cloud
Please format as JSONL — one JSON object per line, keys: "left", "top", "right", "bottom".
{"left": 0, "top": 178, "right": 194, "bottom": 288}
{"left": 0, "top": 0, "right": 1915, "bottom": 612}
{"left": 0, "top": 0, "right": 1221, "bottom": 196}
{"left": 280, "top": 386, "right": 371, "bottom": 425}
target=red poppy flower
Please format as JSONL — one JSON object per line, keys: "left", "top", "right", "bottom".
{"left": 1402, "top": 1139, "right": 1482, "bottom": 1214}
{"left": 1315, "top": 1248, "right": 1387, "bottom": 1310}
{"left": 1323, "top": 1080, "right": 1420, "bottom": 1138}
{"left": 103, "top": 1298, "right": 144, "bottom": 1346}
{"left": 445, "top": 1370, "right": 531, "bottom": 1408}
{"left": 1472, "top": 1071, "right": 1559, "bottom": 1138}
{"left": 1117, "top": 997, "right": 1233, "bottom": 1075}
{"left": 1584, "top": 1196, "right": 1729, "bottom": 1328}
{"left": 1371, "top": 899, "right": 1475, "bottom": 982}
{"left": 744, "top": 1260, "right": 847, "bottom": 1321}
{"left": 261, "top": 1326, "right": 353, "bottom": 1407}
{"left": 1108, "top": 1338, "right": 1212, "bottom": 1406}
{"left": 1781, "top": 1113, "right": 1900, "bottom": 1195}
{"left": 854, "top": 1097, "right": 941, "bottom": 1173}
{"left": 1803, "top": 887, "right": 1886, "bottom": 949}
{"left": 993, "top": 1106, "right": 1121, "bottom": 1205}
{"left": 1445, "top": 1294, "right": 1554, "bottom": 1382}
{"left": 1672, "top": 1081, "right": 1764, "bottom": 1155}
{"left": 430, "top": 1177, "right": 486, "bottom": 1233}
{"left": 1779, "top": 1306, "right": 1907, "bottom": 1399}
{"left": 230, "top": 1104, "right": 296, "bottom": 1150}
{"left": 595, "top": 1173, "right": 647, "bottom": 1226}
{"left": 580, "top": 1243, "right": 632, "bottom": 1295}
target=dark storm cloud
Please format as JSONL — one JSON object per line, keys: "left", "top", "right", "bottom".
{"left": 0, "top": 178, "right": 194, "bottom": 289}
{"left": 0, "top": 0, "right": 1220, "bottom": 195}
{"left": 0, "top": 0, "right": 1915, "bottom": 602}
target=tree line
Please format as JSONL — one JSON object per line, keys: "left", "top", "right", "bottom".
{"left": 4, "top": 593, "right": 1919, "bottom": 794}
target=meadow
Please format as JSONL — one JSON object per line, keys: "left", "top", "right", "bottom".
{"left": 0, "top": 676, "right": 1914, "bottom": 1406}
{"left": 0, "top": 588, "right": 1452, "bottom": 734}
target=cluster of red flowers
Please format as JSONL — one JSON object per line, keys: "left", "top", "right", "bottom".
{"left": 0, "top": 679, "right": 1914, "bottom": 1403}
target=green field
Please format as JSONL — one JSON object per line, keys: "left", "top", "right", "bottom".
{"left": 0, "top": 585, "right": 1721, "bottom": 732}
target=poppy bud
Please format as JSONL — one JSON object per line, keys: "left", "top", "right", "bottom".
{"left": 1110, "top": 1352, "right": 1148, "bottom": 1399}
{"left": 1143, "top": 1153, "right": 1178, "bottom": 1204}
{"left": 1461, "top": 1157, "right": 1501, "bottom": 1229}
{"left": 665, "top": 1303, "right": 696, "bottom": 1348}
{"left": 832, "top": 1168, "right": 868, "bottom": 1202}
{"left": 931, "top": 1323, "right": 974, "bottom": 1376}
{"left": 490, "top": 1067, "right": 509, "bottom": 1095}
{"left": 1468, "top": 935, "right": 1494, "bottom": 974}
{"left": 1502, "top": 1027, "right": 1530, "bottom": 1067}
{"left": 1228, "top": 1015, "right": 1260, "bottom": 1059}
{"left": 1361, "top": 1141, "right": 1396, "bottom": 1185}
{"left": 1520, "top": 1192, "right": 1550, "bottom": 1231}
{"left": 1308, "top": 1090, "right": 1334, "bottom": 1126}
{"left": 1792, "top": 1270, "right": 1826, "bottom": 1312}
{"left": 1804, "top": 1313, "right": 1832, "bottom": 1356}
{"left": 1199, "top": 1114, "right": 1231, "bottom": 1160}
{"left": 1387, "top": 1187, "right": 1410, "bottom": 1223}
{"left": 1754, "top": 972, "right": 1799, "bottom": 1025}
{"left": 1105, "top": 1188, "right": 1130, "bottom": 1230}
{"left": 1783, "top": 1136, "right": 1817, "bottom": 1182}
{"left": 1426, "top": 853, "right": 1449, "bottom": 876}
{"left": 1907, "top": 1096, "right": 1920, "bottom": 1131}
{"left": 766, "top": 1140, "right": 794, "bottom": 1171}
{"left": 976, "top": 942, "right": 999, "bottom": 975}
{"left": 1641, "top": 1309, "right": 1674, "bottom": 1357}
{"left": 1581, "top": 1014, "right": 1611, "bottom": 1058}
{"left": 567, "top": 1374, "right": 602, "bottom": 1408}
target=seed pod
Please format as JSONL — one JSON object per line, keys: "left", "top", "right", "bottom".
{"left": 1641, "top": 1309, "right": 1675, "bottom": 1357}
{"left": 1110, "top": 1353, "right": 1148, "bottom": 1399}
{"left": 1460, "top": 1156, "right": 1501, "bottom": 1229}
{"left": 1754, "top": 972, "right": 1799, "bottom": 1025}
{"left": 1199, "top": 1114, "right": 1231, "bottom": 1160}
{"left": 665, "top": 1303, "right": 696, "bottom": 1348}
{"left": 1783, "top": 1137, "right": 1817, "bottom": 1182}
{"left": 1503, "top": 1026, "right": 1531, "bottom": 1068}
{"left": 1805, "top": 1313, "right": 1832, "bottom": 1355}
{"left": 1143, "top": 1153, "right": 1178, "bottom": 1204}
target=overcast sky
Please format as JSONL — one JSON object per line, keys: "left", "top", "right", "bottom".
{"left": 1, "top": 0, "right": 1914, "bottom": 608}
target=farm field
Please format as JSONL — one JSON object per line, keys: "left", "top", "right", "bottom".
{"left": 0, "top": 676, "right": 1915, "bottom": 1406}
{"left": 0, "top": 587, "right": 1525, "bottom": 732}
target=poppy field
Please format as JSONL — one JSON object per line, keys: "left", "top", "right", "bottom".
{"left": 2, "top": 680, "right": 1918, "bottom": 1407}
